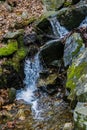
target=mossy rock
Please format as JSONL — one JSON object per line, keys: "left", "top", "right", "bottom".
{"left": 0, "top": 40, "right": 18, "bottom": 57}
{"left": 66, "top": 49, "right": 87, "bottom": 101}
{"left": 4, "top": 36, "right": 27, "bottom": 71}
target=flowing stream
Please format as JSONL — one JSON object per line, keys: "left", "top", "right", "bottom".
{"left": 16, "top": 53, "right": 42, "bottom": 118}
{"left": 16, "top": 15, "right": 73, "bottom": 129}
{"left": 48, "top": 16, "right": 68, "bottom": 38}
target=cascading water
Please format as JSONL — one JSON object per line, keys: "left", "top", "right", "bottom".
{"left": 80, "top": 16, "right": 87, "bottom": 27}
{"left": 48, "top": 16, "right": 68, "bottom": 38}
{"left": 16, "top": 53, "right": 42, "bottom": 117}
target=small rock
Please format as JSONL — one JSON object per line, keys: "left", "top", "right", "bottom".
{"left": 63, "top": 122, "right": 73, "bottom": 130}
{"left": 21, "top": 11, "right": 28, "bottom": 20}
{"left": 4, "top": 29, "right": 24, "bottom": 39}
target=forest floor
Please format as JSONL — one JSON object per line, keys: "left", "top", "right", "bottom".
{"left": 0, "top": 0, "right": 44, "bottom": 43}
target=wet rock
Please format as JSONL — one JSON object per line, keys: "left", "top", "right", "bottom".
{"left": 37, "top": 73, "right": 59, "bottom": 94}
{"left": 40, "top": 39, "right": 64, "bottom": 65}
{"left": 4, "top": 29, "right": 24, "bottom": 39}
{"left": 39, "top": 69, "right": 50, "bottom": 78}
{"left": 63, "top": 32, "right": 85, "bottom": 66}
{"left": 36, "top": 3, "right": 87, "bottom": 34}
{"left": 37, "top": 73, "right": 58, "bottom": 87}
{"left": 36, "top": 16, "right": 52, "bottom": 36}
{"left": 63, "top": 122, "right": 73, "bottom": 130}
{"left": 74, "top": 102, "right": 87, "bottom": 130}
{"left": 57, "top": 3, "right": 87, "bottom": 30}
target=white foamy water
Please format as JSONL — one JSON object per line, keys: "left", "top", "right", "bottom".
{"left": 80, "top": 16, "right": 87, "bottom": 27}
{"left": 16, "top": 53, "right": 42, "bottom": 116}
{"left": 49, "top": 16, "right": 68, "bottom": 38}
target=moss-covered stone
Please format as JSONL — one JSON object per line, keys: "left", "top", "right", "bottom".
{"left": 4, "top": 36, "right": 27, "bottom": 71}
{"left": 0, "top": 40, "right": 18, "bottom": 57}
{"left": 66, "top": 49, "right": 87, "bottom": 101}
{"left": 0, "top": 35, "right": 27, "bottom": 88}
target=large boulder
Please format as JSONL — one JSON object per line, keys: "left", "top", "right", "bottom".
{"left": 39, "top": 39, "right": 64, "bottom": 65}
{"left": 66, "top": 48, "right": 87, "bottom": 101}
{"left": 63, "top": 32, "right": 85, "bottom": 67}
{"left": 57, "top": 3, "right": 87, "bottom": 30}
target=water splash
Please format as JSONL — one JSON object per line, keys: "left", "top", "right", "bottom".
{"left": 16, "top": 53, "right": 42, "bottom": 116}
{"left": 49, "top": 16, "right": 68, "bottom": 38}
{"left": 79, "top": 16, "right": 87, "bottom": 27}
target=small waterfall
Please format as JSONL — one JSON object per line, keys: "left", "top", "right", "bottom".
{"left": 80, "top": 16, "right": 87, "bottom": 27}
{"left": 49, "top": 16, "right": 68, "bottom": 38}
{"left": 16, "top": 53, "right": 42, "bottom": 115}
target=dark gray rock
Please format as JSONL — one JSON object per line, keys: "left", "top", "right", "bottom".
{"left": 57, "top": 3, "right": 87, "bottom": 30}
{"left": 40, "top": 39, "right": 64, "bottom": 65}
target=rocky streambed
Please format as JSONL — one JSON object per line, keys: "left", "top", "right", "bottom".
{"left": 0, "top": 0, "right": 87, "bottom": 130}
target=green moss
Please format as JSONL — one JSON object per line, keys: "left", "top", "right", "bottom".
{"left": 68, "top": 62, "right": 87, "bottom": 81}
{"left": 2, "top": 35, "right": 27, "bottom": 71}
{"left": 66, "top": 62, "right": 87, "bottom": 100}
{"left": 0, "top": 40, "right": 18, "bottom": 57}
{"left": 5, "top": 47, "right": 27, "bottom": 71}
{"left": 72, "top": 38, "right": 83, "bottom": 57}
